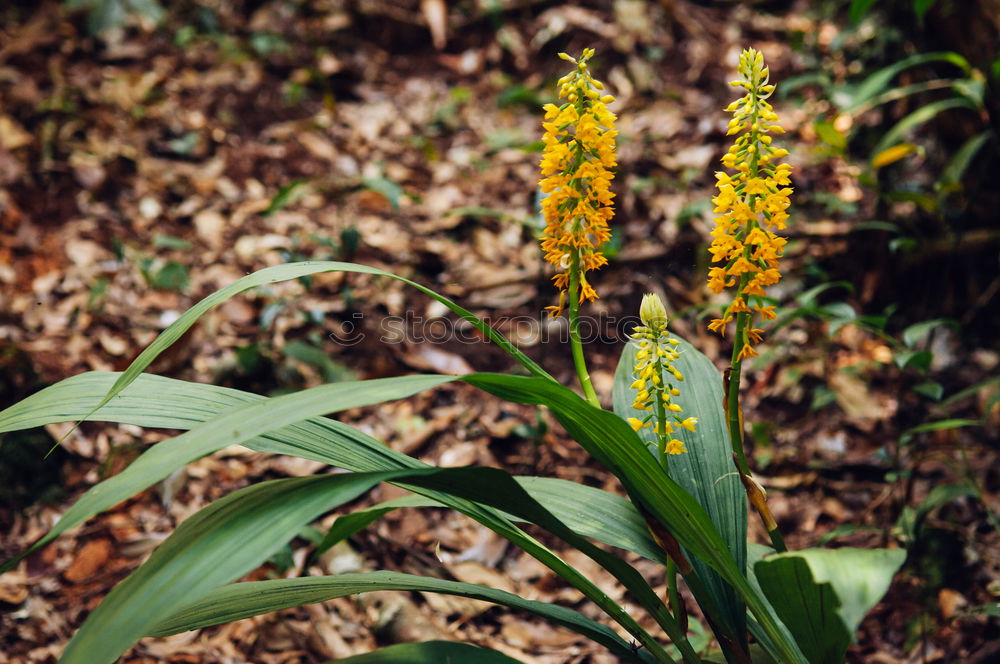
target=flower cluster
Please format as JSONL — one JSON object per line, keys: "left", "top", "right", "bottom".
{"left": 539, "top": 49, "right": 617, "bottom": 317}
{"left": 707, "top": 48, "right": 792, "bottom": 361}
{"left": 626, "top": 294, "right": 697, "bottom": 456}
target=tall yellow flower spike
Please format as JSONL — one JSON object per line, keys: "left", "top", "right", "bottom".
{"left": 708, "top": 48, "right": 792, "bottom": 361}
{"left": 627, "top": 294, "right": 696, "bottom": 457}
{"left": 539, "top": 49, "right": 617, "bottom": 317}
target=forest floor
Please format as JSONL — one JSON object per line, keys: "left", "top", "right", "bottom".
{"left": 0, "top": 1, "right": 998, "bottom": 663}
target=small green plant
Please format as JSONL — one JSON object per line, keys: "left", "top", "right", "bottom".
{"left": 1, "top": 49, "right": 907, "bottom": 664}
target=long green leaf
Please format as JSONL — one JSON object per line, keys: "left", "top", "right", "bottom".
{"left": 1, "top": 374, "right": 455, "bottom": 571}
{"left": 1, "top": 374, "right": 673, "bottom": 662}
{"left": 148, "top": 572, "right": 645, "bottom": 662}
{"left": 325, "top": 641, "right": 526, "bottom": 664}
{"left": 834, "top": 51, "right": 972, "bottom": 111}
{"left": 613, "top": 336, "right": 747, "bottom": 639}
{"left": 378, "top": 467, "right": 698, "bottom": 663}
{"left": 91, "top": 261, "right": 550, "bottom": 418}
{"left": 2, "top": 373, "right": 664, "bottom": 565}
{"left": 872, "top": 97, "right": 978, "bottom": 157}
{"left": 318, "top": 477, "right": 665, "bottom": 563}
{"left": 61, "top": 470, "right": 426, "bottom": 664}
{"left": 465, "top": 374, "right": 807, "bottom": 664}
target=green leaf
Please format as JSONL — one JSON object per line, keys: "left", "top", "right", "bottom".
{"left": 975, "top": 602, "right": 1000, "bottom": 618}
{"left": 834, "top": 52, "right": 972, "bottom": 111}
{"left": 362, "top": 176, "right": 404, "bottom": 211}
{"left": 60, "top": 470, "right": 422, "bottom": 664}
{"left": 939, "top": 130, "right": 991, "bottom": 188}
{"left": 902, "top": 318, "right": 957, "bottom": 348}
{"left": 318, "top": 477, "right": 664, "bottom": 564}
{"left": 387, "top": 466, "right": 693, "bottom": 663}
{"left": 813, "top": 121, "right": 847, "bottom": 151}
{"left": 316, "top": 493, "right": 439, "bottom": 556}
{"left": 754, "top": 548, "right": 906, "bottom": 664}
{"left": 327, "top": 641, "right": 526, "bottom": 664}
{"left": 872, "top": 98, "right": 978, "bottom": 158}
{"left": 900, "top": 418, "right": 980, "bottom": 444}
{"left": 612, "top": 336, "right": 747, "bottom": 640}
{"left": 87, "top": 261, "right": 550, "bottom": 421}
{"left": 893, "top": 482, "right": 977, "bottom": 543}
{"left": 263, "top": 178, "right": 309, "bottom": 216}
{"left": 848, "top": 0, "right": 878, "bottom": 23}
{"left": 148, "top": 572, "right": 646, "bottom": 662}
{"left": 912, "top": 0, "right": 938, "bottom": 21}
{"left": 465, "top": 374, "right": 805, "bottom": 664}
{"left": 1, "top": 374, "right": 455, "bottom": 571}
{"left": 0, "top": 375, "right": 673, "bottom": 662}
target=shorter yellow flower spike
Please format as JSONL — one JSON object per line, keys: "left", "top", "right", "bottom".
{"left": 628, "top": 293, "right": 695, "bottom": 457}
{"left": 708, "top": 47, "right": 792, "bottom": 359}
{"left": 539, "top": 49, "right": 617, "bottom": 317}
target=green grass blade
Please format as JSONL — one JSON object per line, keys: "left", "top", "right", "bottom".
{"left": 60, "top": 470, "right": 424, "bottom": 664}
{"left": 612, "top": 337, "right": 747, "bottom": 640}
{"left": 148, "top": 572, "right": 651, "bottom": 663}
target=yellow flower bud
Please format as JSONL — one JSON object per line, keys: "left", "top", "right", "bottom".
{"left": 639, "top": 293, "right": 668, "bottom": 329}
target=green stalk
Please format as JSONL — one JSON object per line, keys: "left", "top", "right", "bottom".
{"left": 723, "top": 67, "right": 788, "bottom": 553}
{"left": 666, "top": 559, "right": 687, "bottom": 633}
{"left": 568, "top": 252, "right": 600, "bottom": 407}
{"left": 653, "top": 360, "right": 671, "bottom": 473}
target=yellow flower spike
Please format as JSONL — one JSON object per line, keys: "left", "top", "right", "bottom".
{"left": 627, "top": 293, "right": 695, "bottom": 460}
{"left": 707, "top": 47, "right": 792, "bottom": 360}
{"left": 539, "top": 50, "right": 617, "bottom": 317}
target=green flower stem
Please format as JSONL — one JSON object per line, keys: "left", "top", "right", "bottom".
{"left": 653, "top": 362, "right": 671, "bottom": 473}
{"left": 568, "top": 254, "right": 600, "bottom": 407}
{"left": 727, "top": 303, "right": 787, "bottom": 553}
{"left": 665, "top": 559, "right": 687, "bottom": 633}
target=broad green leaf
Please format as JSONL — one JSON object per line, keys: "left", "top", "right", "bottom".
{"left": 465, "top": 374, "right": 805, "bottom": 664}
{"left": 613, "top": 337, "right": 747, "bottom": 641}
{"left": 754, "top": 548, "right": 906, "bottom": 664}
{"left": 61, "top": 470, "right": 425, "bottom": 664}
{"left": 326, "top": 641, "right": 526, "bottom": 664}
{"left": 91, "top": 261, "right": 551, "bottom": 419}
{"left": 1, "top": 374, "right": 455, "bottom": 571}
{"left": 148, "top": 572, "right": 648, "bottom": 662}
